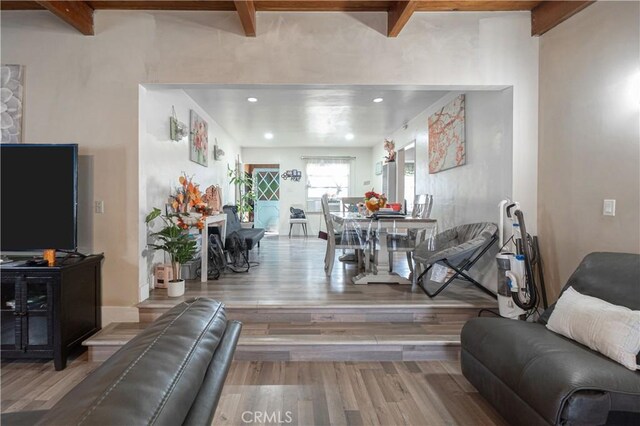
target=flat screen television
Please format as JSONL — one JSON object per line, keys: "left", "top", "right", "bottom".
{"left": 1, "top": 144, "right": 78, "bottom": 252}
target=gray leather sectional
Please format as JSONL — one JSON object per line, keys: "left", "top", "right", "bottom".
{"left": 461, "top": 252, "right": 640, "bottom": 425}
{"left": 2, "top": 297, "right": 241, "bottom": 425}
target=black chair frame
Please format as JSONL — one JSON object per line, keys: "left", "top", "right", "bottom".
{"left": 416, "top": 234, "right": 498, "bottom": 299}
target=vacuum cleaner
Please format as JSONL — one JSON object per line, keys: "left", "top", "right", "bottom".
{"left": 496, "top": 199, "right": 543, "bottom": 320}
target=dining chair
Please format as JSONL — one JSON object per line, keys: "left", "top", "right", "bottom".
{"left": 387, "top": 194, "right": 434, "bottom": 273}
{"left": 340, "top": 197, "right": 362, "bottom": 213}
{"left": 321, "top": 194, "right": 367, "bottom": 276}
{"left": 288, "top": 205, "right": 308, "bottom": 238}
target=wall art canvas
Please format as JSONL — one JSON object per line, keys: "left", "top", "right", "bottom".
{"left": 428, "top": 94, "right": 465, "bottom": 173}
{"left": 1, "top": 65, "right": 24, "bottom": 143}
{"left": 190, "top": 110, "right": 208, "bottom": 167}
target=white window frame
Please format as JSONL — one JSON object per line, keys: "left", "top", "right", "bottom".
{"left": 304, "top": 158, "right": 355, "bottom": 213}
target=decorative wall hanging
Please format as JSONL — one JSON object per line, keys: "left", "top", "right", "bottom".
{"left": 169, "top": 106, "right": 188, "bottom": 141}
{"left": 428, "top": 94, "right": 466, "bottom": 173}
{"left": 383, "top": 139, "right": 396, "bottom": 162}
{"left": 375, "top": 161, "right": 383, "bottom": 176}
{"left": 213, "top": 138, "right": 225, "bottom": 161}
{"left": 1, "top": 65, "right": 24, "bottom": 143}
{"left": 281, "top": 169, "right": 302, "bottom": 182}
{"left": 189, "top": 110, "right": 208, "bottom": 167}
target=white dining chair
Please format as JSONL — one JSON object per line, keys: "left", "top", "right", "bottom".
{"left": 321, "top": 194, "right": 367, "bottom": 276}
{"left": 288, "top": 205, "right": 308, "bottom": 238}
{"left": 387, "top": 194, "right": 434, "bottom": 273}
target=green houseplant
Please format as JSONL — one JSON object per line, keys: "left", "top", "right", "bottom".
{"left": 145, "top": 207, "right": 197, "bottom": 297}
{"left": 228, "top": 165, "right": 257, "bottom": 223}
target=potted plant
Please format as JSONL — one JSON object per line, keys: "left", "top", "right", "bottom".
{"left": 228, "top": 165, "right": 257, "bottom": 226}
{"left": 145, "top": 207, "right": 197, "bottom": 297}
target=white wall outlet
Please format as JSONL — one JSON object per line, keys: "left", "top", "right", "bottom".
{"left": 95, "top": 200, "right": 105, "bottom": 214}
{"left": 603, "top": 199, "right": 616, "bottom": 216}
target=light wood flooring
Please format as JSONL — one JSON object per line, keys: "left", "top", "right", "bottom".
{"left": 214, "top": 360, "right": 508, "bottom": 426}
{"left": 1, "top": 355, "right": 508, "bottom": 426}
{"left": 138, "top": 235, "right": 496, "bottom": 315}
{"left": 84, "top": 321, "right": 465, "bottom": 362}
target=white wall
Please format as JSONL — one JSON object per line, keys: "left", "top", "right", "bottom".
{"left": 138, "top": 87, "right": 240, "bottom": 300}
{"left": 375, "top": 90, "right": 513, "bottom": 228}
{"left": 241, "top": 147, "right": 373, "bottom": 235}
{"left": 538, "top": 1, "right": 640, "bottom": 300}
{"left": 374, "top": 90, "right": 513, "bottom": 291}
{"left": 0, "top": 10, "right": 538, "bottom": 311}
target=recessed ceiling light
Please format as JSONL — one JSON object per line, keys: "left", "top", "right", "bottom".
{"left": 247, "top": 97, "right": 258, "bottom": 103}
{"left": 373, "top": 97, "right": 384, "bottom": 103}
{"left": 345, "top": 133, "right": 354, "bottom": 141}
{"left": 264, "top": 132, "right": 274, "bottom": 140}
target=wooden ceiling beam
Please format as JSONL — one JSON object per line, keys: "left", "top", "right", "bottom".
{"left": 531, "top": 0, "right": 594, "bottom": 36}
{"left": 387, "top": 1, "right": 417, "bottom": 37}
{"left": 86, "top": 2, "right": 236, "bottom": 11}
{"left": 0, "top": 1, "right": 44, "bottom": 10}
{"left": 35, "top": 1, "right": 94, "bottom": 35}
{"left": 234, "top": 0, "right": 257, "bottom": 36}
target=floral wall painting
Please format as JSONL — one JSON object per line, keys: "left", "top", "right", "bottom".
{"left": 428, "top": 94, "right": 466, "bottom": 174}
{"left": 1, "top": 65, "right": 24, "bottom": 143}
{"left": 189, "top": 110, "right": 208, "bottom": 167}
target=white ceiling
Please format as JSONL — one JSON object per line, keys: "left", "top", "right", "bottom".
{"left": 180, "top": 85, "right": 450, "bottom": 148}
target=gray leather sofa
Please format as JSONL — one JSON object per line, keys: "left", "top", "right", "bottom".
{"left": 461, "top": 252, "right": 640, "bottom": 425}
{"left": 2, "top": 297, "right": 242, "bottom": 426}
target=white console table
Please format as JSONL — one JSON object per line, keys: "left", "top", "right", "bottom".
{"left": 200, "top": 213, "right": 227, "bottom": 282}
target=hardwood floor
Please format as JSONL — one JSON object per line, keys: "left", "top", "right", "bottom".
{"left": 0, "top": 353, "right": 100, "bottom": 414}
{"left": 213, "top": 361, "right": 508, "bottom": 426}
{"left": 1, "top": 356, "right": 508, "bottom": 426}
{"left": 139, "top": 235, "right": 497, "bottom": 313}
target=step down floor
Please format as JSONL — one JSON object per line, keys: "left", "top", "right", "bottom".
{"left": 84, "top": 321, "right": 464, "bottom": 362}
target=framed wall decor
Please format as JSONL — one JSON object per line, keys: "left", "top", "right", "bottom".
{"left": 189, "top": 110, "right": 209, "bottom": 167}
{"left": 428, "top": 94, "right": 466, "bottom": 173}
{"left": 375, "top": 161, "right": 383, "bottom": 175}
{"left": 1, "top": 65, "right": 24, "bottom": 143}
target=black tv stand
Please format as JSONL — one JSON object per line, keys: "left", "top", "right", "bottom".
{"left": 24, "top": 258, "right": 49, "bottom": 267}
{"left": 1, "top": 254, "right": 104, "bottom": 370}
{"left": 57, "top": 249, "right": 88, "bottom": 258}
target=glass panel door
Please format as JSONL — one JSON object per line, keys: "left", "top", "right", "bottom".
{"left": 253, "top": 168, "right": 280, "bottom": 233}
{"left": 25, "top": 279, "right": 52, "bottom": 348}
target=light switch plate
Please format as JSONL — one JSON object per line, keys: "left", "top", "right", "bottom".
{"left": 603, "top": 199, "right": 616, "bottom": 216}
{"left": 95, "top": 200, "right": 105, "bottom": 214}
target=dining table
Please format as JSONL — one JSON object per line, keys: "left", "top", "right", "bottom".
{"left": 330, "top": 211, "right": 437, "bottom": 285}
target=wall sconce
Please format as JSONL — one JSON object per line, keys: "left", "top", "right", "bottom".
{"left": 281, "top": 169, "right": 302, "bottom": 182}
{"left": 169, "top": 106, "right": 188, "bottom": 141}
{"left": 213, "top": 143, "right": 225, "bottom": 161}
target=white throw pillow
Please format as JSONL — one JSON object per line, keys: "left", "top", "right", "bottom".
{"left": 546, "top": 287, "right": 640, "bottom": 371}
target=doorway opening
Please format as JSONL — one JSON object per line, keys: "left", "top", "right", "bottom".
{"left": 245, "top": 163, "right": 280, "bottom": 234}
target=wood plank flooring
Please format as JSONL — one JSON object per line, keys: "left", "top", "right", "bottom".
{"left": 213, "top": 361, "right": 509, "bottom": 426}
{"left": 84, "top": 322, "right": 465, "bottom": 362}
{"left": 1, "top": 356, "right": 508, "bottom": 426}
{"left": 1, "top": 353, "right": 100, "bottom": 414}
{"left": 138, "top": 235, "right": 497, "bottom": 317}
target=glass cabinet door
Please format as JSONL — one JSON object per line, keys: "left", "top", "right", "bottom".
{"left": 1, "top": 280, "right": 19, "bottom": 349}
{"left": 24, "top": 279, "right": 53, "bottom": 349}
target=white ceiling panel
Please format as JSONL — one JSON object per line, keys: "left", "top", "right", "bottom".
{"left": 179, "top": 85, "right": 450, "bottom": 148}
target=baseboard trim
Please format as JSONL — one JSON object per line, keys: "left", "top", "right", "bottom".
{"left": 139, "top": 283, "right": 150, "bottom": 302}
{"left": 101, "top": 306, "right": 139, "bottom": 326}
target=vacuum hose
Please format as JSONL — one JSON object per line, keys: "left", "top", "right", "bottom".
{"left": 512, "top": 210, "right": 537, "bottom": 311}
